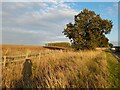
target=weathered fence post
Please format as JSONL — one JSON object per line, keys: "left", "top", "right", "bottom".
{"left": 26, "top": 53, "right": 29, "bottom": 59}
{"left": 3, "top": 49, "right": 9, "bottom": 67}
{"left": 26, "top": 50, "right": 31, "bottom": 59}
{"left": 38, "top": 52, "right": 41, "bottom": 60}
{"left": 60, "top": 50, "right": 63, "bottom": 53}
{"left": 3, "top": 56, "right": 6, "bottom": 67}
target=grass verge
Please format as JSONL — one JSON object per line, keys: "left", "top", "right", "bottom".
{"left": 105, "top": 51, "right": 120, "bottom": 88}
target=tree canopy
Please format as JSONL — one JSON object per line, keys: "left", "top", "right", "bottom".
{"left": 63, "top": 9, "right": 113, "bottom": 50}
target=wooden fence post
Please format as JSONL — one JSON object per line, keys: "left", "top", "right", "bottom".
{"left": 38, "top": 52, "right": 41, "bottom": 60}
{"left": 26, "top": 53, "right": 29, "bottom": 59}
{"left": 3, "top": 56, "right": 6, "bottom": 67}
{"left": 26, "top": 50, "right": 31, "bottom": 59}
{"left": 60, "top": 50, "right": 63, "bottom": 53}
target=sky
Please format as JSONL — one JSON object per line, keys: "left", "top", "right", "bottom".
{"left": 1, "top": 1, "right": 119, "bottom": 46}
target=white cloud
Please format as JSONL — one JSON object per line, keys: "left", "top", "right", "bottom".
{"left": 2, "top": 2, "right": 78, "bottom": 45}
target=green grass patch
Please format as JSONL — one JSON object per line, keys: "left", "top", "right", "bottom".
{"left": 105, "top": 51, "right": 120, "bottom": 88}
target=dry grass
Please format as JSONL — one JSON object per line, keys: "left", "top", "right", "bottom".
{"left": 1, "top": 44, "right": 111, "bottom": 88}
{"left": 2, "top": 44, "right": 46, "bottom": 56}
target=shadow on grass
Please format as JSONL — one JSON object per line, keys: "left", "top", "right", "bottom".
{"left": 14, "top": 59, "right": 34, "bottom": 88}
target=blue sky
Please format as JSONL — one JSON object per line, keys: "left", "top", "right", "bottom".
{"left": 1, "top": 0, "right": 120, "bottom": 2}
{"left": 2, "top": 1, "right": 119, "bottom": 46}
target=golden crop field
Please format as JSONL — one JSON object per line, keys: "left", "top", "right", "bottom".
{"left": 1, "top": 44, "right": 119, "bottom": 88}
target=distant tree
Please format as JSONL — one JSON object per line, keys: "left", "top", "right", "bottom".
{"left": 63, "top": 9, "right": 113, "bottom": 50}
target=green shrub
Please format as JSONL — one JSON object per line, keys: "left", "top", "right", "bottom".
{"left": 45, "top": 42, "right": 71, "bottom": 48}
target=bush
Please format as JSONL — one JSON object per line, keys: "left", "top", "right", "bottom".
{"left": 45, "top": 42, "right": 71, "bottom": 48}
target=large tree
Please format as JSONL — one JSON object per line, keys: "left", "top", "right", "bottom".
{"left": 63, "top": 9, "right": 113, "bottom": 50}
